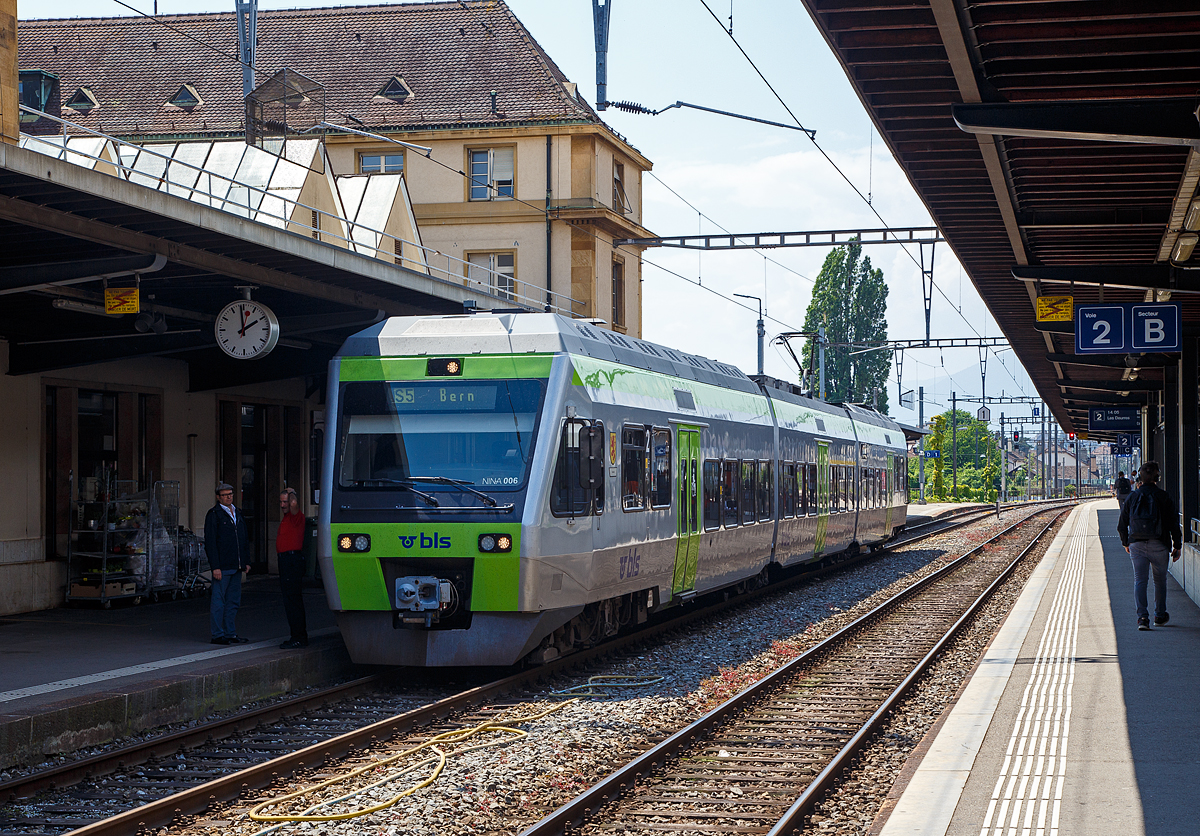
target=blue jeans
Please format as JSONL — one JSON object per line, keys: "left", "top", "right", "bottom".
{"left": 210, "top": 570, "right": 243, "bottom": 639}
{"left": 1129, "top": 540, "right": 1170, "bottom": 619}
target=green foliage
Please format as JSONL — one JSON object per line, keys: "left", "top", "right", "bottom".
{"left": 1064, "top": 483, "right": 1077, "bottom": 497}
{"left": 801, "top": 241, "right": 891, "bottom": 412}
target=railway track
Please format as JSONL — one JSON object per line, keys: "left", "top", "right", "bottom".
{"left": 523, "top": 505, "right": 1069, "bottom": 836}
{"left": 0, "top": 501, "right": 1072, "bottom": 836}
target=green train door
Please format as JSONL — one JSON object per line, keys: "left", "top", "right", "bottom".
{"left": 884, "top": 452, "right": 895, "bottom": 532}
{"left": 814, "top": 440, "right": 831, "bottom": 556}
{"left": 671, "top": 428, "right": 702, "bottom": 597}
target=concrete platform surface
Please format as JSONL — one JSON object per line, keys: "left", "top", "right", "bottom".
{"left": 0, "top": 577, "right": 363, "bottom": 769}
{"left": 878, "top": 499, "right": 1200, "bottom": 836}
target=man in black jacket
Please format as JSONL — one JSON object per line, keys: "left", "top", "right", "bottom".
{"left": 204, "top": 483, "right": 252, "bottom": 645}
{"left": 1117, "top": 461, "right": 1182, "bottom": 630}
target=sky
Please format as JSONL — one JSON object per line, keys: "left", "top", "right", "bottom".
{"left": 24, "top": 0, "right": 1044, "bottom": 429}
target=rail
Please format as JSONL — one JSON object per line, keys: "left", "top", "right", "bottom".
{"left": 16, "top": 106, "right": 583, "bottom": 316}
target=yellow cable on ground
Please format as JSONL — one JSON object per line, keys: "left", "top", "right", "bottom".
{"left": 551, "top": 674, "right": 665, "bottom": 697}
{"left": 248, "top": 700, "right": 573, "bottom": 824}
{"left": 248, "top": 674, "right": 664, "bottom": 831}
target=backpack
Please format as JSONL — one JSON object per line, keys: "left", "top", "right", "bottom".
{"left": 1128, "top": 489, "right": 1162, "bottom": 541}
{"left": 1115, "top": 476, "right": 1131, "bottom": 494}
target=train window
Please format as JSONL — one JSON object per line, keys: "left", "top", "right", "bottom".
{"left": 650, "top": 428, "right": 672, "bottom": 508}
{"left": 621, "top": 425, "right": 647, "bottom": 511}
{"left": 550, "top": 419, "right": 603, "bottom": 517}
{"left": 741, "top": 461, "right": 757, "bottom": 525}
{"left": 841, "top": 467, "right": 851, "bottom": 511}
{"left": 807, "top": 463, "right": 818, "bottom": 512}
{"left": 798, "top": 463, "right": 808, "bottom": 516}
{"left": 702, "top": 461, "right": 721, "bottom": 530}
{"left": 829, "top": 465, "right": 838, "bottom": 512}
{"left": 782, "top": 463, "right": 796, "bottom": 518}
{"left": 758, "top": 461, "right": 773, "bottom": 521}
{"left": 721, "top": 460, "right": 739, "bottom": 527}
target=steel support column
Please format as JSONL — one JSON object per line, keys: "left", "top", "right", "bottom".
{"left": 1164, "top": 363, "right": 1179, "bottom": 500}
{"left": 1178, "top": 338, "right": 1199, "bottom": 535}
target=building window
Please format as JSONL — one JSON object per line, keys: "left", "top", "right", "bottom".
{"left": 612, "top": 260, "right": 625, "bottom": 328}
{"left": 360, "top": 153, "right": 404, "bottom": 174}
{"left": 467, "top": 252, "right": 516, "bottom": 300}
{"left": 468, "top": 147, "right": 514, "bottom": 200}
{"left": 613, "top": 161, "right": 630, "bottom": 214}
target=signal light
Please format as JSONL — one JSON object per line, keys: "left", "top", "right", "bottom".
{"left": 1068, "top": 432, "right": 1076, "bottom": 441}
{"left": 1013, "top": 431, "right": 1020, "bottom": 443}
{"left": 478, "top": 533, "right": 513, "bottom": 553}
{"left": 427, "top": 357, "right": 463, "bottom": 376}
{"left": 338, "top": 533, "right": 371, "bottom": 553}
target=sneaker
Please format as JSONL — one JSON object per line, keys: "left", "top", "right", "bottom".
{"left": 279, "top": 639, "right": 309, "bottom": 649}
{"left": 228, "top": 636, "right": 250, "bottom": 644}
{"left": 210, "top": 637, "right": 231, "bottom": 645}
{"left": 1137, "top": 617, "right": 1151, "bottom": 631}
{"left": 1155, "top": 612, "right": 1170, "bottom": 625}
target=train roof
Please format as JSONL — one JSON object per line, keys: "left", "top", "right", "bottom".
{"left": 337, "top": 313, "right": 762, "bottom": 394}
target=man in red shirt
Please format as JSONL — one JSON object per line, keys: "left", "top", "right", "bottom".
{"left": 276, "top": 488, "right": 308, "bottom": 648}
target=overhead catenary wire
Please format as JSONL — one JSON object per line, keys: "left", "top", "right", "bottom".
{"left": 692, "top": 0, "right": 1031, "bottom": 398}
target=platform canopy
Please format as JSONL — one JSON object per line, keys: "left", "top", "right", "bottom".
{"left": 798, "top": 0, "right": 1200, "bottom": 438}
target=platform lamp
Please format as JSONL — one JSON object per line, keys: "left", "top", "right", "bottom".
{"left": 733, "top": 293, "right": 765, "bottom": 377}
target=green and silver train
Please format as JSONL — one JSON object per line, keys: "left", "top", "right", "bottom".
{"left": 318, "top": 313, "right": 910, "bottom": 666}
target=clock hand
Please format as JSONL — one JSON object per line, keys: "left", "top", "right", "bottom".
{"left": 239, "top": 309, "right": 251, "bottom": 338}
{"left": 242, "top": 318, "right": 261, "bottom": 332}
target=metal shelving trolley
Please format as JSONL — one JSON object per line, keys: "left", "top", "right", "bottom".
{"left": 67, "top": 477, "right": 182, "bottom": 606}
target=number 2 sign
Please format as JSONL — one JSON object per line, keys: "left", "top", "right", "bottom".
{"left": 1075, "top": 302, "right": 1180, "bottom": 354}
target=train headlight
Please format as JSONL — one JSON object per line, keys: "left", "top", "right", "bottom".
{"left": 338, "top": 533, "right": 371, "bottom": 552}
{"left": 478, "top": 533, "right": 513, "bottom": 553}
{"left": 426, "top": 357, "right": 464, "bottom": 376}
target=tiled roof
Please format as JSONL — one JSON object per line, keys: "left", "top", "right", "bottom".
{"left": 18, "top": 1, "right": 602, "bottom": 139}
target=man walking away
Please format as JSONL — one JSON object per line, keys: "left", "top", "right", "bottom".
{"left": 276, "top": 487, "right": 309, "bottom": 649}
{"left": 204, "top": 483, "right": 252, "bottom": 645}
{"left": 1117, "top": 461, "right": 1182, "bottom": 630}
{"left": 1114, "top": 470, "right": 1132, "bottom": 507}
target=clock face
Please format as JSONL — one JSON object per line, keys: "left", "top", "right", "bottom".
{"left": 215, "top": 300, "right": 280, "bottom": 359}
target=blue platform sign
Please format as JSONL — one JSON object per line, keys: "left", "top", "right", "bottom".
{"left": 1076, "top": 303, "right": 1181, "bottom": 354}
{"left": 1117, "top": 433, "right": 1141, "bottom": 448}
{"left": 1088, "top": 407, "right": 1140, "bottom": 432}
{"left": 922, "top": 449, "right": 941, "bottom": 459}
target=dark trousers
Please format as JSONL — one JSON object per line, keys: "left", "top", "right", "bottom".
{"left": 278, "top": 550, "right": 308, "bottom": 642}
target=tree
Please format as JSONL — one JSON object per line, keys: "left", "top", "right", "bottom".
{"left": 801, "top": 241, "right": 891, "bottom": 412}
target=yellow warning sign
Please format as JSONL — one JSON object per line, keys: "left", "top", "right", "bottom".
{"left": 1036, "top": 295, "right": 1073, "bottom": 322}
{"left": 104, "top": 287, "right": 140, "bottom": 315}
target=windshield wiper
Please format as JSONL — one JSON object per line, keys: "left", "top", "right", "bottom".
{"left": 407, "top": 476, "right": 500, "bottom": 507}
{"left": 351, "top": 479, "right": 439, "bottom": 507}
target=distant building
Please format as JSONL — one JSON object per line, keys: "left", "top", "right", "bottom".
{"left": 18, "top": 1, "right": 654, "bottom": 332}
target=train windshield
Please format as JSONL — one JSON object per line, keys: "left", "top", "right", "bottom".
{"left": 336, "top": 379, "right": 544, "bottom": 495}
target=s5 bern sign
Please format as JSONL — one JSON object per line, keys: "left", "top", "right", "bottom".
{"left": 1075, "top": 302, "right": 1181, "bottom": 354}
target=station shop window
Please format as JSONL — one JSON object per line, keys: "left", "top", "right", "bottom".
{"left": 721, "top": 460, "right": 739, "bottom": 527}
{"left": 621, "top": 425, "right": 648, "bottom": 511}
{"left": 45, "top": 386, "right": 163, "bottom": 559}
{"left": 702, "top": 461, "right": 721, "bottom": 530}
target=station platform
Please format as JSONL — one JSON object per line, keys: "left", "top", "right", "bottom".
{"left": 904, "top": 502, "right": 993, "bottom": 527}
{"left": 0, "top": 577, "right": 362, "bottom": 770}
{"left": 876, "top": 498, "right": 1200, "bottom": 836}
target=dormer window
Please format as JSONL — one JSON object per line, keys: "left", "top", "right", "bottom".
{"left": 375, "top": 76, "right": 412, "bottom": 103}
{"left": 168, "top": 83, "right": 202, "bottom": 110}
{"left": 65, "top": 87, "right": 99, "bottom": 113}
{"left": 18, "top": 69, "right": 59, "bottom": 122}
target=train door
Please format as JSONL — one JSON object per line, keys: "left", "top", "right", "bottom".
{"left": 884, "top": 452, "right": 895, "bottom": 532}
{"left": 814, "top": 440, "right": 831, "bottom": 556}
{"left": 671, "top": 427, "right": 701, "bottom": 597}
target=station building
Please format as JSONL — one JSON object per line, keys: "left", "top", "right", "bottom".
{"left": 0, "top": 1, "right": 652, "bottom": 616}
